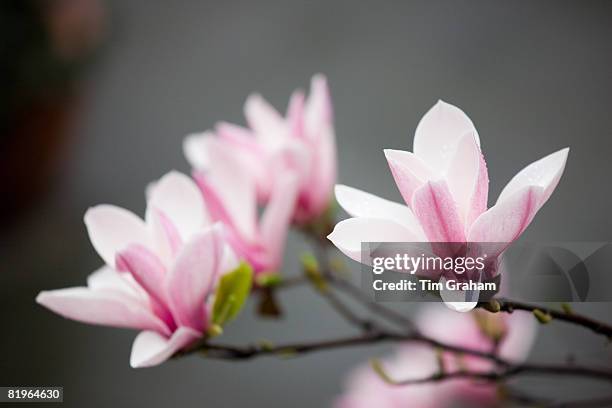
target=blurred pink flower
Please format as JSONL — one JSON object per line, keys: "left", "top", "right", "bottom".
{"left": 328, "top": 101, "right": 569, "bottom": 309}
{"left": 184, "top": 74, "right": 337, "bottom": 224}
{"left": 335, "top": 304, "right": 537, "bottom": 408}
{"left": 191, "top": 136, "right": 299, "bottom": 275}
{"left": 37, "top": 172, "right": 234, "bottom": 367}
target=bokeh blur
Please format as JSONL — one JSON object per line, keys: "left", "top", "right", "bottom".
{"left": 1, "top": 1, "right": 612, "bottom": 407}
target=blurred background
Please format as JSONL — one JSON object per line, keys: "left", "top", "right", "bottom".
{"left": 1, "top": 0, "right": 612, "bottom": 406}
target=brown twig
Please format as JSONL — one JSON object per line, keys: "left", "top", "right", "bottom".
{"left": 481, "top": 299, "right": 612, "bottom": 339}
{"left": 181, "top": 330, "right": 612, "bottom": 385}
{"left": 546, "top": 396, "right": 612, "bottom": 408}
{"left": 181, "top": 328, "right": 510, "bottom": 365}
{"left": 309, "top": 277, "right": 377, "bottom": 332}
{"left": 305, "top": 231, "right": 418, "bottom": 332}
{"left": 388, "top": 364, "right": 612, "bottom": 385}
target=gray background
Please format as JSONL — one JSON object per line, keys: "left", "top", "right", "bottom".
{"left": 2, "top": 1, "right": 612, "bottom": 407}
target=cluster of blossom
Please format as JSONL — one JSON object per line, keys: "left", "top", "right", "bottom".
{"left": 37, "top": 75, "right": 337, "bottom": 367}
{"left": 36, "top": 75, "right": 568, "bottom": 407}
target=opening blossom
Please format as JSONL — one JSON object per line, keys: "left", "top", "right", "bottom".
{"left": 328, "top": 101, "right": 569, "bottom": 309}
{"left": 184, "top": 74, "right": 337, "bottom": 224}
{"left": 335, "top": 304, "right": 537, "bottom": 408}
{"left": 36, "top": 172, "right": 239, "bottom": 368}
{"left": 190, "top": 136, "right": 299, "bottom": 275}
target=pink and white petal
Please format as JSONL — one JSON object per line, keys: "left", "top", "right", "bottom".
{"left": 335, "top": 185, "right": 425, "bottom": 239}
{"left": 87, "top": 265, "right": 144, "bottom": 299}
{"left": 130, "top": 326, "right": 202, "bottom": 368}
{"left": 446, "top": 132, "right": 489, "bottom": 228}
{"left": 216, "top": 122, "right": 256, "bottom": 146}
{"left": 36, "top": 287, "right": 170, "bottom": 335}
{"left": 499, "top": 312, "right": 537, "bottom": 363}
{"left": 145, "top": 171, "right": 207, "bottom": 243}
{"left": 336, "top": 345, "right": 445, "bottom": 408}
{"left": 440, "top": 277, "right": 479, "bottom": 313}
{"left": 216, "top": 122, "right": 272, "bottom": 202}
{"left": 116, "top": 244, "right": 167, "bottom": 306}
{"left": 328, "top": 217, "right": 419, "bottom": 263}
{"left": 384, "top": 149, "right": 434, "bottom": 207}
{"left": 165, "top": 227, "right": 223, "bottom": 331}
{"left": 260, "top": 173, "right": 299, "bottom": 271}
{"left": 202, "top": 138, "right": 258, "bottom": 241}
{"left": 183, "top": 132, "right": 213, "bottom": 170}
{"left": 269, "top": 137, "right": 311, "bottom": 185}
{"left": 305, "top": 74, "right": 333, "bottom": 137}
{"left": 84, "top": 205, "right": 151, "bottom": 268}
{"left": 147, "top": 209, "right": 183, "bottom": 266}
{"left": 286, "top": 90, "right": 305, "bottom": 138}
{"left": 194, "top": 174, "right": 240, "bottom": 235}
{"left": 412, "top": 180, "right": 466, "bottom": 243}
{"left": 417, "top": 304, "right": 479, "bottom": 345}
{"left": 304, "top": 76, "right": 335, "bottom": 201}
{"left": 244, "top": 94, "right": 287, "bottom": 147}
{"left": 448, "top": 301, "right": 478, "bottom": 312}
{"left": 309, "top": 124, "right": 337, "bottom": 213}
{"left": 413, "top": 100, "right": 479, "bottom": 171}
{"left": 496, "top": 148, "right": 569, "bottom": 210}
{"left": 219, "top": 242, "right": 240, "bottom": 276}
{"left": 468, "top": 186, "right": 543, "bottom": 258}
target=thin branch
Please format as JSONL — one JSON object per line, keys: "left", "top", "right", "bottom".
{"left": 181, "top": 329, "right": 506, "bottom": 365}
{"left": 378, "top": 362, "right": 612, "bottom": 386}
{"left": 274, "top": 270, "right": 416, "bottom": 332}
{"left": 181, "top": 330, "right": 612, "bottom": 385}
{"left": 305, "top": 231, "right": 418, "bottom": 332}
{"left": 482, "top": 299, "right": 612, "bottom": 339}
{"left": 312, "top": 284, "right": 377, "bottom": 332}
{"left": 275, "top": 268, "right": 415, "bottom": 330}
{"left": 503, "top": 386, "right": 553, "bottom": 407}
{"left": 326, "top": 274, "right": 417, "bottom": 332}
{"left": 275, "top": 275, "right": 306, "bottom": 289}
{"left": 546, "top": 396, "right": 612, "bottom": 408}
{"left": 189, "top": 331, "right": 393, "bottom": 360}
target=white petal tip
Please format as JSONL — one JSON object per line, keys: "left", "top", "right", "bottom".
{"left": 311, "top": 73, "right": 328, "bottom": 87}
{"left": 129, "top": 359, "right": 149, "bottom": 369}
{"left": 245, "top": 93, "right": 264, "bottom": 106}
{"left": 435, "top": 99, "right": 452, "bottom": 108}
{"left": 83, "top": 206, "right": 100, "bottom": 223}
{"left": 129, "top": 356, "right": 149, "bottom": 369}
{"left": 444, "top": 301, "right": 477, "bottom": 312}
{"left": 153, "top": 170, "right": 194, "bottom": 190}
{"left": 326, "top": 228, "right": 339, "bottom": 244}
{"left": 83, "top": 204, "right": 113, "bottom": 229}
{"left": 383, "top": 149, "right": 407, "bottom": 161}
{"left": 333, "top": 184, "right": 350, "bottom": 196}
{"left": 35, "top": 291, "right": 47, "bottom": 305}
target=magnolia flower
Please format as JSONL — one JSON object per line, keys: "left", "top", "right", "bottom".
{"left": 184, "top": 74, "right": 337, "bottom": 224}
{"left": 328, "top": 101, "right": 569, "bottom": 308}
{"left": 36, "top": 172, "right": 239, "bottom": 368}
{"left": 192, "top": 136, "right": 299, "bottom": 275}
{"left": 335, "top": 304, "right": 536, "bottom": 408}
